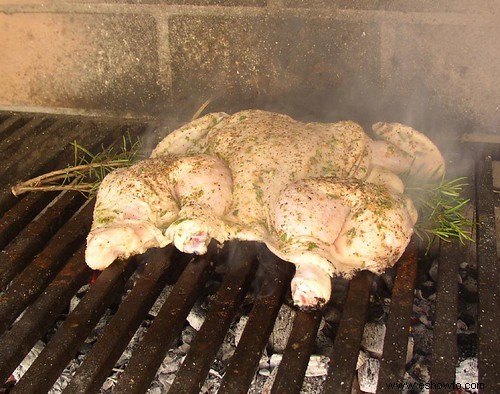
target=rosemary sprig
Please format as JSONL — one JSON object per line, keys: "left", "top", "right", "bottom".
{"left": 406, "top": 176, "right": 475, "bottom": 248}
{"left": 11, "top": 100, "right": 216, "bottom": 199}
{"left": 11, "top": 132, "right": 144, "bottom": 198}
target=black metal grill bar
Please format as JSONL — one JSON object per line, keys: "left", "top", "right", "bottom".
{"left": 429, "top": 241, "right": 460, "bottom": 393}
{"left": 0, "top": 118, "right": 78, "bottom": 216}
{"left": 0, "top": 119, "right": 88, "bottom": 216}
{"left": 0, "top": 191, "right": 86, "bottom": 290}
{"left": 475, "top": 156, "right": 500, "bottom": 393}
{"left": 218, "top": 252, "right": 294, "bottom": 394}
{"left": 63, "top": 246, "right": 177, "bottom": 393}
{"left": 168, "top": 242, "right": 258, "bottom": 394}
{"left": 0, "top": 191, "right": 58, "bottom": 251}
{"left": 377, "top": 240, "right": 419, "bottom": 392}
{"left": 11, "top": 257, "right": 137, "bottom": 394}
{"left": 0, "top": 201, "right": 93, "bottom": 335}
{"left": 0, "top": 245, "right": 91, "bottom": 383}
{"left": 429, "top": 158, "right": 475, "bottom": 393}
{"left": 324, "top": 270, "right": 374, "bottom": 393}
{"left": 0, "top": 115, "right": 31, "bottom": 139}
{"left": 0, "top": 117, "right": 51, "bottom": 162}
{"left": 112, "top": 249, "right": 215, "bottom": 393}
{"left": 0, "top": 118, "right": 80, "bottom": 183}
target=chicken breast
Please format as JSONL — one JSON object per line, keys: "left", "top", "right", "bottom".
{"left": 86, "top": 109, "right": 444, "bottom": 309}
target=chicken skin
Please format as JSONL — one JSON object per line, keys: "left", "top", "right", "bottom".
{"left": 86, "top": 110, "right": 443, "bottom": 308}
{"left": 86, "top": 154, "right": 233, "bottom": 270}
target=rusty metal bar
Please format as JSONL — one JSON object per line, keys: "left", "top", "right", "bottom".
{"left": 0, "top": 191, "right": 86, "bottom": 290}
{"left": 0, "top": 113, "right": 9, "bottom": 124}
{"left": 0, "top": 115, "right": 30, "bottom": 138}
{"left": 429, "top": 241, "right": 460, "bottom": 393}
{"left": 167, "top": 241, "right": 258, "bottom": 394}
{"left": 10, "top": 257, "right": 137, "bottom": 394}
{"left": 0, "top": 119, "right": 84, "bottom": 215}
{"left": 271, "top": 310, "right": 322, "bottom": 394}
{"left": 63, "top": 246, "right": 177, "bottom": 393}
{"left": 475, "top": 156, "right": 500, "bottom": 393}
{"left": 112, "top": 249, "right": 216, "bottom": 394}
{"left": 429, "top": 158, "right": 477, "bottom": 392}
{"left": 0, "top": 245, "right": 91, "bottom": 383}
{"left": 218, "top": 250, "right": 295, "bottom": 394}
{"left": 0, "top": 191, "right": 58, "bottom": 251}
{"left": 0, "top": 117, "right": 51, "bottom": 161}
{"left": 0, "top": 201, "right": 94, "bottom": 334}
{"left": 324, "top": 270, "right": 374, "bottom": 393}
{"left": 0, "top": 118, "right": 80, "bottom": 183}
{"left": 377, "top": 239, "right": 419, "bottom": 392}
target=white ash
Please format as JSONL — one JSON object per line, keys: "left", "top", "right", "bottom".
{"left": 305, "top": 355, "right": 330, "bottom": 377}
{"left": 356, "top": 350, "right": 370, "bottom": 370}
{"left": 361, "top": 321, "right": 386, "bottom": 358}
{"left": 186, "top": 302, "right": 208, "bottom": 331}
{"left": 406, "top": 336, "right": 415, "bottom": 365}
{"left": 68, "top": 284, "right": 89, "bottom": 313}
{"left": 356, "top": 335, "right": 413, "bottom": 393}
{"left": 358, "top": 357, "right": 380, "bottom": 393}
{"left": 250, "top": 353, "right": 328, "bottom": 394}
{"left": 11, "top": 340, "right": 45, "bottom": 382}
{"left": 266, "top": 353, "right": 329, "bottom": 377}
{"left": 148, "top": 284, "right": 174, "bottom": 317}
{"left": 51, "top": 358, "right": 82, "bottom": 393}
{"left": 456, "top": 358, "right": 478, "bottom": 393}
{"left": 186, "top": 287, "right": 217, "bottom": 325}
{"left": 233, "top": 315, "right": 248, "bottom": 346}
{"left": 268, "top": 303, "right": 295, "bottom": 353}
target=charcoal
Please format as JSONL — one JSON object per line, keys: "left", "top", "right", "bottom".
{"left": 361, "top": 321, "right": 386, "bottom": 358}
{"left": 358, "top": 357, "right": 380, "bottom": 393}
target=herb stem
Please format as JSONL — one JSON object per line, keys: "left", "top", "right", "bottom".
{"left": 11, "top": 133, "right": 143, "bottom": 198}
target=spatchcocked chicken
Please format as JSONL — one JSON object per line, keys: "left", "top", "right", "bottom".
{"left": 86, "top": 110, "right": 444, "bottom": 308}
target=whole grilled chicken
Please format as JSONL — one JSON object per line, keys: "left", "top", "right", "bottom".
{"left": 86, "top": 110, "right": 444, "bottom": 308}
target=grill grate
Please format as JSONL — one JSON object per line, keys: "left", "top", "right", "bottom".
{"left": 0, "top": 112, "right": 499, "bottom": 393}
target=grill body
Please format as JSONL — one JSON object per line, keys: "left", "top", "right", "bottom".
{"left": 0, "top": 112, "right": 498, "bottom": 393}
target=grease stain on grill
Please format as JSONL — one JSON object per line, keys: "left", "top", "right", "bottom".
{"left": 0, "top": 112, "right": 498, "bottom": 393}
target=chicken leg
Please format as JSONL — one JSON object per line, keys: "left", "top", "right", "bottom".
{"left": 86, "top": 154, "right": 233, "bottom": 270}
{"left": 270, "top": 177, "right": 417, "bottom": 309}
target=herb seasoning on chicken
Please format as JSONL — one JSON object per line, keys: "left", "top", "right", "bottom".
{"left": 86, "top": 110, "right": 444, "bottom": 309}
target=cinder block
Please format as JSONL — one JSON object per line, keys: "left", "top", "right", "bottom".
{"left": 168, "top": 12, "right": 382, "bottom": 121}
{"left": 282, "top": 0, "right": 493, "bottom": 13}
{"left": 65, "top": 0, "right": 265, "bottom": 5}
{"left": 0, "top": 12, "right": 164, "bottom": 116}
{"left": 385, "top": 22, "right": 500, "bottom": 133}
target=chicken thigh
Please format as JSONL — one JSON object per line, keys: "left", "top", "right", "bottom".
{"left": 86, "top": 110, "right": 444, "bottom": 308}
{"left": 86, "top": 154, "right": 233, "bottom": 270}
{"left": 270, "top": 178, "right": 417, "bottom": 307}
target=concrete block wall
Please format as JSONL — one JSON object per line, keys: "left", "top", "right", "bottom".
{"left": 0, "top": 1, "right": 499, "bottom": 135}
